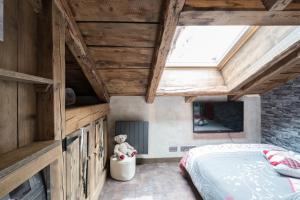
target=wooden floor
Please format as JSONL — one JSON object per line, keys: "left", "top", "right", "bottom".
{"left": 99, "top": 162, "right": 202, "bottom": 200}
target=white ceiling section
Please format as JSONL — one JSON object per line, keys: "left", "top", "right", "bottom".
{"left": 166, "top": 26, "right": 249, "bottom": 67}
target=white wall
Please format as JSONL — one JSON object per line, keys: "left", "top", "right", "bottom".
{"left": 108, "top": 95, "right": 261, "bottom": 158}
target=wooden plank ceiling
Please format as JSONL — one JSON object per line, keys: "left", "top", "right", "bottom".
{"left": 66, "top": 0, "right": 163, "bottom": 96}
{"left": 64, "top": 0, "right": 300, "bottom": 102}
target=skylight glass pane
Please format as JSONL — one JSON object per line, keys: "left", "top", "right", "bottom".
{"left": 166, "top": 26, "right": 249, "bottom": 67}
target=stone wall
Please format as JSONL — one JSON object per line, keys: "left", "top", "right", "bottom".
{"left": 261, "top": 77, "right": 300, "bottom": 152}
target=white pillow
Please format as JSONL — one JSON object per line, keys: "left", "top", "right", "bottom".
{"left": 263, "top": 149, "right": 300, "bottom": 178}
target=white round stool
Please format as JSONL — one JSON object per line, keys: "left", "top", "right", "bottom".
{"left": 110, "top": 155, "right": 136, "bottom": 181}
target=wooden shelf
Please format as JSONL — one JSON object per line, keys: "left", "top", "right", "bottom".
{"left": 0, "top": 141, "right": 61, "bottom": 198}
{"left": 0, "top": 68, "right": 54, "bottom": 85}
{"left": 66, "top": 104, "right": 109, "bottom": 135}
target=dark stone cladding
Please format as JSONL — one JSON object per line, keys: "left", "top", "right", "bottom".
{"left": 261, "top": 76, "right": 300, "bottom": 152}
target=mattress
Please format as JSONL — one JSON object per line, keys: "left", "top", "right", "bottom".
{"left": 180, "top": 144, "right": 300, "bottom": 200}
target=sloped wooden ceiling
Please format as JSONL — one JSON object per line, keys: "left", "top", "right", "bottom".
{"left": 62, "top": 0, "right": 300, "bottom": 103}
{"left": 66, "top": 0, "right": 163, "bottom": 96}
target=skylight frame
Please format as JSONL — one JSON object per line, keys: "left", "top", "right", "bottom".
{"left": 165, "top": 26, "right": 258, "bottom": 70}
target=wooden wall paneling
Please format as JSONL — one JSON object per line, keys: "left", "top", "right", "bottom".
{"left": 146, "top": 0, "right": 186, "bottom": 103}
{"left": 67, "top": 0, "right": 163, "bottom": 22}
{"left": 263, "top": 0, "right": 293, "bottom": 11}
{"left": 179, "top": 10, "right": 300, "bottom": 25}
{"left": 17, "top": 0, "right": 38, "bottom": 147}
{"left": 0, "top": 0, "right": 18, "bottom": 154}
{"left": 55, "top": 0, "right": 110, "bottom": 103}
{"left": 230, "top": 50, "right": 300, "bottom": 100}
{"left": 90, "top": 47, "right": 154, "bottom": 69}
{"left": 218, "top": 26, "right": 259, "bottom": 70}
{"left": 79, "top": 23, "right": 159, "bottom": 48}
{"left": 222, "top": 27, "right": 297, "bottom": 87}
{"left": 226, "top": 27, "right": 300, "bottom": 92}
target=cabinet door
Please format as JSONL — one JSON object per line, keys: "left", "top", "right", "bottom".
{"left": 66, "top": 132, "right": 80, "bottom": 200}
{"left": 94, "top": 119, "right": 104, "bottom": 182}
{"left": 103, "top": 118, "right": 108, "bottom": 167}
{"left": 81, "top": 124, "right": 91, "bottom": 199}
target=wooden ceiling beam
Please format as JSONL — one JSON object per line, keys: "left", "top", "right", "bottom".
{"left": 157, "top": 86, "right": 229, "bottom": 96}
{"left": 146, "top": 0, "right": 185, "bottom": 103}
{"left": 263, "top": 0, "right": 293, "bottom": 11}
{"left": 185, "top": 96, "right": 196, "bottom": 103}
{"left": 54, "top": 0, "right": 110, "bottom": 102}
{"left": 179, "top": 10, "right": 300, "bottom": 25}
{"left": 28, "top": 0, "right": 42, "bottom": 13}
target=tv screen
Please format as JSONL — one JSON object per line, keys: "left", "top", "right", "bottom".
{"left": 193, "top": 101, "right": 244, "bottom": 133}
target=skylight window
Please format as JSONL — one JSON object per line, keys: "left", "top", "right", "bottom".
{"left": 166, "top": 26, "right": 250, "bottom": 67}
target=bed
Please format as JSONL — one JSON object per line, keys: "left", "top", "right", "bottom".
{"left": 180, "top": 144, "right": 300, "bottom": 200}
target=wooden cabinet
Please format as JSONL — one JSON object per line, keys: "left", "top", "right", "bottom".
{"left": 65, "top": 104, "right": 109, "bottom": 200}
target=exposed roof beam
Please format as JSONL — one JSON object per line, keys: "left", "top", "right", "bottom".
{"left": 157, "top": 86, "right": 229, "bottom": 96}
{"left": 29, "top": 0, "right": 42, "bottom": 13}
{"left": 263, "top": 0, "right": 293, "bottom": 11}
{"left": 146, "top": 0, "right": 185, "bottom": 103}
{"left": 54, "top": 0, "right": 110, "bottom": 102}
{"left": 184, "top": 0, "right": 266, "bottom": 10}
{"left": 185, "top": 96, "right": 196, "bottom": 103}
{"left": 179, "top": 10, "right": 300, "bottom": 25}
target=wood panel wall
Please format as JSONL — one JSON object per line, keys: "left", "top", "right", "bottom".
{"left": 0, "top": 0, "right": 38, "bottom": 154}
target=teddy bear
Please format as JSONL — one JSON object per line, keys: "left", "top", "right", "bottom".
{"left": 113, "top": 134, "right": 137, "bottom": 160}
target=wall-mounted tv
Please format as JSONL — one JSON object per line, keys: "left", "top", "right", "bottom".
{"left": 193, "top": 101, "right": 244, "bottom": 133}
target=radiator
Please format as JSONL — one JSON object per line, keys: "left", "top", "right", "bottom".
{"left": 115, "top": 121, "right": 149, "bottom": 154}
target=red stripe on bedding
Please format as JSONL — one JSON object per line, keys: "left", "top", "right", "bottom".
{"left": 179, "top": 153, "right": 189, "bottom": 174}
{"left": 288, "top": 178, "right": 296, "bottom": 192}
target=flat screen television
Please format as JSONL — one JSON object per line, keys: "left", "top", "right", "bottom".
{"left": 193, "top": 101, "right": 244, "bottom": 133}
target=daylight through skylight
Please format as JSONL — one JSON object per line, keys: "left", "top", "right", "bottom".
{"left": 166, "top": 26, "right": 249, "bottom": 67}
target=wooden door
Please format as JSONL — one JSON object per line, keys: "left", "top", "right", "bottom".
{"left": 94, "top": 119, "right": 104, "bottom": 184}
{"left": 66, "top": 131, "right": 80, "bottom": 200}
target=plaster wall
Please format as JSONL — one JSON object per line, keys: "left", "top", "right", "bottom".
{"left": 108, "top": 95, "right": 261, "bottom": 158}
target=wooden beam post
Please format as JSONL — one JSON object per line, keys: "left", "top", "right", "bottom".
{"left": 28, "top": 0, "right": 42, "bottom": 13}
{"left": 54, "top": 0, "right": 110, "bottom": 103}
{"left": 263, "top": 0, "right": 293, "bottom": 11}
{"left": 146, "top": 0, "right": 185, "bottom": 103}
{"left": 185, "top": 96, "right": 196, "bottom": 103}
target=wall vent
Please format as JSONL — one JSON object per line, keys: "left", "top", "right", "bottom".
{"left": 169, "top": 146, "right": 178, "bottom": 152}
{"left": 180, "top": 146, "right": 196, "bottom": 152}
